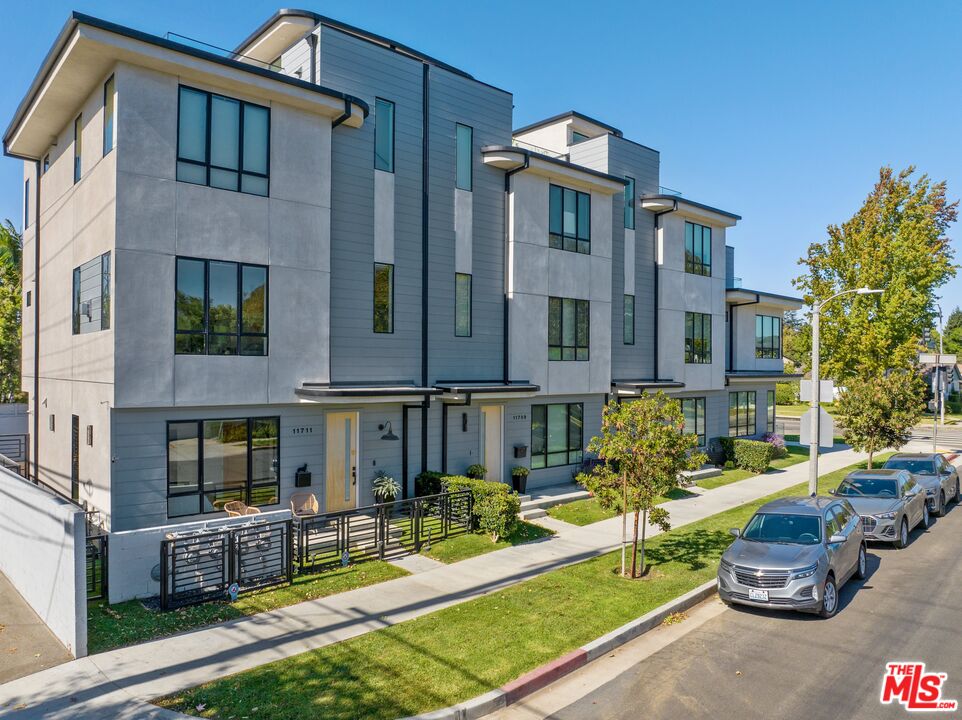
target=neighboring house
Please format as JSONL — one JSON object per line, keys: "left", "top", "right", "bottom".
{"left": 4, "top": 10, "right": 801, "bottom": 532}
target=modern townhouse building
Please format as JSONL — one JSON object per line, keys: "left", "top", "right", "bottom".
{"left": 5, "top": 9, "right": 801, "bottom": 534}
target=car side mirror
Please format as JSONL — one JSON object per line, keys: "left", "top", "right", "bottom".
{"left": 729, "top": 527, "right": 741, "bottom": 538}
{"left": 828, "top": 534, "right": 846, "bottom": 544}
{"left": 828, "top": 488, "right": 837, "bottom": 496}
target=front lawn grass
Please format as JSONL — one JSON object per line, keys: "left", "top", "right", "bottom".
{"left": 88, "top": 561, "right": 409, "bottom": 655}
{"left": 777, "top": 403, "right": 839, "bottom": 418}
{"left": 696, "top": 445, "right": 810, "bottom": 490}
{"left": 158, "top": 453, "right": 886, "bottom": 720}
{"left": 421, "top": 521, "right": 554, "bottom": 564}
{"left": 546, "top": 488, "right": 695, "bottom": 527}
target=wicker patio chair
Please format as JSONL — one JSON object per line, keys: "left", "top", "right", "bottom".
{"left": 223, "top": 500, "right": 248, "bottom": 517}
{"left": 290, "top": 492, "right": 319, "bottom": 517}
{"left": 244, "top": 506, "right": 262, "bottom": 515}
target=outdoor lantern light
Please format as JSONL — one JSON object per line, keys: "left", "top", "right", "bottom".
{"left": 379, "top": 421, "right": 399, "bottom": 441}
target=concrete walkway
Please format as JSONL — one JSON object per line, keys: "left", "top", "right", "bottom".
{"left": 0, "top": 445, "right": 869, "bottom": 719}
{"left": 0, "top": 573, "right": 72, "bottom": 685}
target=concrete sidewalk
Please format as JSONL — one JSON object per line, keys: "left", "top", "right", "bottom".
{"left": 0, "top": 445, "right": 869, "bottom": 719}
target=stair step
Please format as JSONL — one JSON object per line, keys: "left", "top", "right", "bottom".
{"left": 519, "top": 489, "right": 591, "bottom": 512}
{"left": 520, "top": 508, "right": 547, "bottom": 520}
{"left": 680, "top": 467, "right": 722, "bottom": 481}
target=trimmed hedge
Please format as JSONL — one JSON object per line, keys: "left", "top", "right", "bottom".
{"left": 443, "top": 476, "right": 520, "bottom": 542}
{"left": 734, "top": 439, "right": 775, "bottom": 474}
{"left": 717, "top": 436, "right": 736, "bottom": 464}
{"left": 415, "top": 471, "right": 446, "bottom": 497}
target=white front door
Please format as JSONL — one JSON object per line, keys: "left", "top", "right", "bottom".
{"left": 480, "top": 405, "right": 503, "bottom": 483}
{"left": 325, "top": 411, "right": 358, "bottom": 512}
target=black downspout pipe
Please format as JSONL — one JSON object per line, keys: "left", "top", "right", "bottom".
{"left": 32, "top": 161, "right": 40, "bottom": 482}
{"left": 331, "top": 98, "right": 352, "bottom": 129}
{"left": 727, "top": 294, "right": 761, "bottom": 373}
{"left": 502, "top": 155, "right": 529, "bottom": 384}
{"left": 440, "top": 393, "right": 472, "bottom": 474}
{"left": 651, "top": 200, "right": 678, "bottom": 381}
{"left": 420, "top": 63, "right": 430, "bottom": 475}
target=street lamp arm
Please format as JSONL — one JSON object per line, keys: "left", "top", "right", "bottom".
{"left": 815, "top": 286, "right": 884, "bottom": 311}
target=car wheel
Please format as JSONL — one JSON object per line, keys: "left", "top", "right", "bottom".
{"left": 921, "top": 502, "right": 931, "bottom": 529}
{"left": 855, "top": 544, "right": 867, "bottom": 580}
{"left": 895, "top": 518, "right": 909, "bottom": 549}
{"left": 937, "top": 491, "right": 946, "bottom": 517}
{"left": 955, "top": 480, "right": 960, "bottom": 504}
{"left": 819, "top": 574, "right": 838, "bottom": 618}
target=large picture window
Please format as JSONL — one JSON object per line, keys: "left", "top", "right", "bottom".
{"left": 729, "top": 391, "right": 756, "bottom": 437}
{"left": 531, "top": 403, "right": 583, "bottom": 469}
{"left": 175, "top": 257, "right": 268, "bottom": 356}
{"left": 549, "top": 297, "right": 589, "bottom": 361}
{"left": 755, "top": 315, "right": 782, "bottom": 359}
{"left": 72, "top": 252, "right": 110, "bottom": 334}
{"left": 549, "top": 184, "right": 591, "bottom": 254}
{"left": 177, "top": 86, "right": 270, "bottom": 196}
{"left": 167, "top": 417, "right": 280, "bottom": 518}
{"left": 685, "top": 221, "right": 711, "bottom": 276}
{"left": 374, "top": 263, "right": 394, "bottom": 333}
{"left": 681, "top": 397, "right": 706, "bottom": 446}
{"left": 685, "top": 311, "right": 712, "bottom": 364}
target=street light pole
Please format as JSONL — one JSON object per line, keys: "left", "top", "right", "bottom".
{"left": 808, "top": 287, "right": 884, "bottom": 497}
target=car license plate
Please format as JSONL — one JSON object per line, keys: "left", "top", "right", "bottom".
{"left": 748, "top": 588, "right": 769, "bottom": 602}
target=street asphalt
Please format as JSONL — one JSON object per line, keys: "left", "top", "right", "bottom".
{"left": 542, "top": 492, "right": 962, "bottom": 720}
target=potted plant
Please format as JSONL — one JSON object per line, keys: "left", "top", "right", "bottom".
{"left": 511, "top": 466, "right": 529, "bottom": 494}
{"left": 466, "top": 464, "right": 487, "bottom": 480}
{"left": 372, "top": 471, "right": 400, "bottom": 504}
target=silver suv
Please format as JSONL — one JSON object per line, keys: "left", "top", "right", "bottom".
{"left": 718, "top": 497, "right": 866, "bottom": 618}
{"left": 883, "top": 453, "right": 960, "bottom": 517}
{"left": 833, "top": 469, "right": 929, "bottom": 548}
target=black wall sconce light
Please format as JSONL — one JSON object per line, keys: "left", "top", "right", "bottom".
{"left": 379, "top": 421, "right": 399, "bottom": 441}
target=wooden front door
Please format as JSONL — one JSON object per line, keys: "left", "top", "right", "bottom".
{"left": 326, "top": 411, "right": 358, "bottom": 512}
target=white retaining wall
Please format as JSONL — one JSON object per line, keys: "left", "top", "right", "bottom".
{"left": 0, "top": 467, "right": 86, "bottom": 656}
{"left": 107, "top": 509, "right": 292, "bottom": 604}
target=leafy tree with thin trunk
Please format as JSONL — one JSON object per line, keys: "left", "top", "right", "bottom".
{"left": 577, "top": 394, "right": 705, "bottom": 578}
{"left": 941, "top": 307, "right": 962, "bottom": 356}
{"left": 834, "top": 371, "right": 924, "bottom": 468}
{"left": 794, "top": 166, "right": 957, "bottom": 381}
{"left": 0, "top": 221, "right": 23, "bottom": 403}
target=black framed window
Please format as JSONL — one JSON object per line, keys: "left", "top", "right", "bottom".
{"left": 684, "top": 221, "right": 711, "bottom": 276}
{"left": 549, "top": 297, "right": 589, "bottom": 361}
{"left": 73, "top": 114, "right": 82, "bottom": 184}
{"left": 685, "top": 311, "right": 712, "bottom": 364}
{"left": 374, "top": 98, "right": 395, "bottom": 172}
{"left": 624, "top": 294, "right": 635, "bottom": 345}
{"left": 571, "top": 130, "right": 589, "bottom": 144}
{"left": 103, "top": 75, "right": 115, "bottom": 156}
{"left": 176, "top": 86, "right": 270, "bottom": 196}
{"left": 624, "top": 176, "right": 635, "bottom": 229}
{"left": 374, "top": 262, "right": 394, "bottom": 333}
{"left": 456, "top": 123, "right": 472, "bottom": 191}
{"left": 175, "top": 257, "right": 268, "bottom": 355}
{"left": 549, "top": 184, "right": 590, "bottom": 254}
{"left": 767, "top": 390, "right": 776, "bottom": 433}
{"left": 455, "top": 273, "right": 471, "bottom": 336}
{"left": 72, "top": 252, "right": 110, "bottom": 334}
{"left": 729, "top": 391, "right": 756, "bottom": 437}
{"left": 755, "top": 315, "right": 782, "bottom": 359}
{"left": 42, "top": 154, "right": 49, "bottom": 174}
{"left": 531, "top": 403, "right": 583, "bottom": 469}
{"left": 167, "top": 416, "right": 279, "bottom": 518}
{"left": 681, "top": 397, "right": 706, "bottom": 446}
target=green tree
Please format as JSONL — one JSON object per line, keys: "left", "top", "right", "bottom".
{"left": 781, "top": 310, "right": 810, "bottom": 372}
{"left": 941, "top": 307, "right": 962, "bottom": 356}
{"left": 577, "top": 394, "right": 704, "bottom": 578}
{"left": 834, "top": 372, "right": 924, "bottom": 468}
{"left": 794, "top": 166, "right": 958, "bottom": 381}
{"left": 0, "top": 221, "right": 23, "bottom": 403}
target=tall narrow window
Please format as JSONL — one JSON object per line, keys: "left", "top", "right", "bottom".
{"left": 72, "top": 252, "right": 111, "bottom": 334}
{"left": 456, "top": 123, "right": 472, "bottom": 191}
{"left": 176, "top": 86, "right": 270, "bottom": 196}
{"left": 729, "top": 391, "right": 756, "bottom": 437}
{"left": 681, "top": 397, "right": 706, "bottom": 446}
{"left": 455, "top": 273, "right": 471, "bottom": 336}
{"left": 548, "top": 297, "right": 589, "bottom": 360}
{"left": 755, "top": 315, "right": 782, "bottom": 359}
{"left": 73, "top": 114, "right": 82, "bottom": 183}
{"left": 530, "top": 403, "right": 584, "bottom": 469}
{"left": 23, "top": 179, "right": 29, "bottom": 229}
{"left": 174, "top": 257, "right": 268, "bottom": 355}
{"left": 684, "top": 221, "right": 712, "bottom": 276}
{"left": 548, "top": 184, "right": 590, "bottom": 254}
{"left": 767, "top": 389, "right": 776, "bottom": 433}
{"left": 374, "top": 98, "right": 395, "bottom": 172}
{"left": 373, "top": 263, "right": 394, "bottom": 333}
{"left": 685, "top": 311, "right": 712, "bottom": 363}
{"left": 624, "top": 176, "right": 635, "bottom": 229}
{"left": 624, "top": 294, "right": 635, "bottom": 344}
{"left": 42, "top": 154, "right": 49, "bottom": 174}
{"left": 103, "top": 75, "right": 115, "bottom": 156}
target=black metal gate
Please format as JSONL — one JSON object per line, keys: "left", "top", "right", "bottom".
{"left": 161, "top": 518, "right": 292, "bottom": 610}
{"left": 86, "top": 533, "right": 108, "bottom": 601}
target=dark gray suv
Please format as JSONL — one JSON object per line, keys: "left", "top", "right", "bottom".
{"left": 834, "top": 469, "right": 929, "bottom": 548}
{"left": 718, "top": 496, "right": 866, "bottom": 618}
{"left": 883, "top": 453, "right": 960, "bottom": 516}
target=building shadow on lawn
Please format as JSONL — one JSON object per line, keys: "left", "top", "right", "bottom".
{"left": 645, "top": 528, "right": 733, "bottom": 572}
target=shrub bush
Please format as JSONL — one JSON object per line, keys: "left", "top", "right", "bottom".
{"left": 762, "top": 432, "right": 788, "bottom": 459}
{"left": 717, "top": 436, "right": 736, "bottom": 464}
{"left": 443, "top": 476, "right": 520, "bottom": 541}
{"left": 734, "top": 439, "right": 775, "bottom": 474}
{"left": 775, "top": 381, "right": 799, "bottom": 405}
{"left": 415, "top": 470, "right": 445, "bottom": 497}
{"left": 465, "top": 464, "right": 487, "bottom": 480}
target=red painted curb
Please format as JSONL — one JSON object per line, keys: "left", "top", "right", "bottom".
{"left": 501, "top": 649, "right": 589, "bottom": 704}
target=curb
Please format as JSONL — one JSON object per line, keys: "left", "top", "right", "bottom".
{"left": 398, "top": 579, "right": 718, "bottom": 720}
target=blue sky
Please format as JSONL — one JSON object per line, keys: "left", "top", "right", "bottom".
{"left": 2, "top": 0, "right": 961, "bottom": 307}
